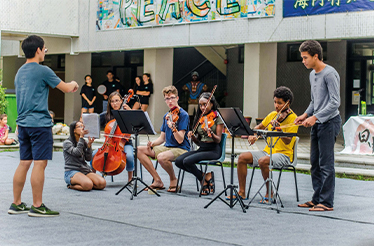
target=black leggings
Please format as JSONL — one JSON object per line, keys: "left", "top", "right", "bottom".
{"left": 175, "top": 142, "right": 221, "bottom": 181}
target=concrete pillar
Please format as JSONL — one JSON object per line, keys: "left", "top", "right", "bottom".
{"left": 2, "top": 56, "right": 25, "bottom": 91}
{"left": 243, "top": 43, "right": 277, "bottom": 127}
{"left": 64, "top": 53, "right": 91, "bottom": 124}
{"left": 143, "top": 48, "right": 174, "bottom": 131}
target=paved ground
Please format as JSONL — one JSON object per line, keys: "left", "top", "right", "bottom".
{"left": 1, "top": 150, "right": 374, "bottom": 246}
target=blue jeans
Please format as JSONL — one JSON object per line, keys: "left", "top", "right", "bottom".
{"left": 91, "top": 144, "right": 134, "bottom": 172}
{"left": 102, "top": 100, "right": 108, "bottom": 113}
{"left": 310, "top": 115, "right": 341, "bottom": 208}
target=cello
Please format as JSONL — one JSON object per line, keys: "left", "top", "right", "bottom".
{"left": 92, "top": 90, "right": 134, "bottom": 176}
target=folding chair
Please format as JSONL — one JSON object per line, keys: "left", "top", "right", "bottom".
{"left": 247, "top": 136, "right": 299, "bottom": 202}
{"left": 178, "top": 133, "right": 228, "bottom": 197}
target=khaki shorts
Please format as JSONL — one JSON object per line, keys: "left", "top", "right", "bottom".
{"left": 153, "top": 145, "right": 188, "bottom": 161}
{"left": 188, "top": 104, "right": 198, "bottom": 116}
{"left": 250, "top": 150, "right": 291, "bottom": 169}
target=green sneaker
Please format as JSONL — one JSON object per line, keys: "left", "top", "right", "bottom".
{"left": 8, "top": 202, "right": 30, "bottom": 214}
{"left": 28, "top": 204, "right": 59, "bottom": 217}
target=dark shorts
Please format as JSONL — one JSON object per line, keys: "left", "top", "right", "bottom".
{"left": 18, "top": 126, "right": 53, "bottom": 160}
{"left": 139, "top": 95, "right": 150, "bottom": 105}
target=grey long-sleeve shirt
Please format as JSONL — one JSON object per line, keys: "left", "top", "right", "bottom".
{"left": 63, "top": 137, "right": 92, "bottom": 174}
{"left": 305, "top": 64, "right": 340, "bottom": 123}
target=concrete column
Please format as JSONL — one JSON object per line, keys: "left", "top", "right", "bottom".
{"left": 64, "top": 53, "right": 91, "bottom": 124}
{"left": 243, "top": 43, "right": 277, "bottom": 127}
{"left": 144, "top": 48, "right": 174, "bottom": 131}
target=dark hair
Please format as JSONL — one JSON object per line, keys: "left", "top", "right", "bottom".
{"left": 69, "top": 121, "right": 79, "bottom": 146}
{"left": 134, "top": 76, "right": 143, "bottom": 90}
{"left": 107, "top": 70, "right": 114, "bottom": 75}
{"left": 273, "top": 86, "right": 294, "bottom": 105}
{"left": 192, "top": 92, "right": 220, "bottom": 128}
{"left": 21, "top": 35, "right": 44, "bottom": 59}
{"left": 84, "top": 75, "right": 92, "bottom": 81}
{"left": 143, "top": 73, "right": 153, "bottom": 85}
{"left": 106, "top": 91, "right": 123, "bottom": 123}
{"left": 299, "top": 40, "right": 323, "bottom": 61}
{"left": 0, "top": 114, "right": 7, "bottom": 121}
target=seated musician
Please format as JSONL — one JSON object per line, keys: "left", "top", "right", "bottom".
{"left": 137, "top": 85, "right": 190, "bottom": 193}
{"left": 231, "top": 86, "right": 298, "bottom": 202}
{"left": 91, "top": 91, "right": 135, "bottom": 182}
{"left": 175, "top": 92, "right": 223, "bottom": 195}
{"left": 63, "top": 121, "right": 106, "bottom": 191}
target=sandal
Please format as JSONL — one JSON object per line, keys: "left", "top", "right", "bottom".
{"left": 167, "top": 186, "right": 179, "bottom": 193}
{"left": 298, "top": 201, "right": 315, "bottom": 208}
{"left": 207, "top": 172, "right": 215, "bottom": 194}
{"left": 200, "top": 184, "right": 210, "bottom": 196}
{"left": 309, "top": 204, "right": 333, "bottom": 212}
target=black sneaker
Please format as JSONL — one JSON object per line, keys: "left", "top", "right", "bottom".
{"left": 8, "top": 202, "right": 30, "bottom": 214}
{"left": 28, "top": 204, "right": 59, "bottom": 217}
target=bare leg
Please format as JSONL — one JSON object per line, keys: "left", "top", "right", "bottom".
{"left": 141, "top": 104, "right": 149, "bottom": 112}
{"left": 127, "top": 171, "right": 133, "bottom": 182}
{"left": 69, "top": 172, "right": 94, "bottom": 191}
{"left": 13, "top": 160, "right": 32, "bottom": 205}
{"left": 4, "top": 138, "right": 15, "bottom": 145}
{"left": 137, "top": 146, "right": 164, "bottom": 187}
{"left": 86, "top": 173, "right": 106, "bottom": 190}
{"left": 237, "top": 152, "right": 253, "bottom": 198}
{"left": 132, "top": 102, "right": 141, "bottom": 110}
{"left": 258, "top": 156, "right": 271, "bottom": 196}
{"left": 31, "top": 160, "right": 48, "bottom": 207}
{"left": 88, "top": 108, "right": 94, "bottom": 113}
{"left": 157, "top": 151, "right": 177, "bottom": 190}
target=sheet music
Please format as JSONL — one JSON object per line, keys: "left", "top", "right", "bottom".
{"left": 144, "top": 112, "right": 157, "bottom": 135}
{"left": 82, "top": 113, "right": 100, "bottom": 139}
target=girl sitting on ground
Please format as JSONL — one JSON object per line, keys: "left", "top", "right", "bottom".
{"left": 63, "top": 121, "right": 106, "bottom": 191}
{"left": 0, "top": 114, "right": 16, "bottom": 145}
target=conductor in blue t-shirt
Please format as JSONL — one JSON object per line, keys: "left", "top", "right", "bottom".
{"left": 8, "top": 35, "right": 79, "bottom": 217}
{"left": 137, "top": 85, "right": 190, "bottom": 193}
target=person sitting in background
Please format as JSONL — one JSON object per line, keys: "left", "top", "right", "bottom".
{"left": 63, "top": 121, "right": 106, "bottom": 191}
{"left": 49, "top": 110, "right": 55, "bottom": 123}
{"left": 0, "top": 114, "right": 17, "bottom": 145}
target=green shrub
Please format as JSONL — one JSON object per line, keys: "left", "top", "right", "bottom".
{"left": 0, "top": 85, "right": 8, "bottom": 114}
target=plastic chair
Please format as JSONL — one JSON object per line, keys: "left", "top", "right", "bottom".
{"left": 247, "top": 136, "right": 299, "bottom": 202}
{"left": 178, "top": 133, "right": 228, "bottom": 196}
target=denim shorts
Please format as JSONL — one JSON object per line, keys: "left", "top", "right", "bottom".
{"left": 18, "top": 126, "right": 53, "bottom": 160}
{"left": 64, "top": 170, "right": 80, "bottom": 185}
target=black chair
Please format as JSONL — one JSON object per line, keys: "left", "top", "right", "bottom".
{"left": 247, "top": 136, "right": 299, "bottom": 202}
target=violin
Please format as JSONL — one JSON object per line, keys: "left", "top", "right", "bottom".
{"left": 92, "top": 89, "right": 134, "bottom": 176}
{"left": 199, "top": 111, "right": 217, "bottom": 137}
{"left": 271, "top": 107, "right": 291, "bottom": 131}
{"left": 167, "top": 106, "right": 179, "bottom": 133}
{"left": 192, "top": 85, "right": 217, "bottom": 135}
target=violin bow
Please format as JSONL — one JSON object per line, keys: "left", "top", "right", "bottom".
{"left": 249, "top": 100, "right": 290, "bottom": 147}
{"left": 191, "top": 85, "right": 217, "bottom": 135}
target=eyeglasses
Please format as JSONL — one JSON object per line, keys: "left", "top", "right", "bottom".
{"left": 44, "top": 48, "right": 48, "bottom": 53}
{"left": 76, "top": 125, "right": 84, "bottom": 129}
{"left": 164, "top": 96, "right": 177, "bottom": 101}
{"left": 110, "top": 99, "right": 122, "bottom": 104}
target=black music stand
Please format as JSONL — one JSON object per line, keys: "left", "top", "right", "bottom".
{"left": 204, "top": 108, "right": 254, "bottom": 213}
{"left": 246, "top": 129, "right": 297, "bottom": 213}
{"left": 112, "top": 110, "right": 159, "bottom": 200}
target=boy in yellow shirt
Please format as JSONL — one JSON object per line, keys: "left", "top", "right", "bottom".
{"left": 233, "top": 86, "right": 298, "bottom": 202}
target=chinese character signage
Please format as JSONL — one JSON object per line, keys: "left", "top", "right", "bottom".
{"left": 284, "top": 0, "right": 374, "bottom": 17}
{"left": 97, "top": 0, "right": 275, "bottom": 30}
{"left": 341, "top": 116, "right": 374, "bottom": 155}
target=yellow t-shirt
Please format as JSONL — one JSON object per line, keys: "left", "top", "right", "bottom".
{"left": 261, "top": 110, "right": 298, "bottom": 162}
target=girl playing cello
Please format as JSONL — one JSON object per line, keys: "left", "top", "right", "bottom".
{"left": 175, "top": 92, "right": 224, "bottom": 195}
{"left": 92, "top": 91, "right": 135, "bottom": 182}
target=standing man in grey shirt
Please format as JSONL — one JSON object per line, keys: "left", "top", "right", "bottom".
{"left": 295, "top": 40, "right": 341, "bottom": 212}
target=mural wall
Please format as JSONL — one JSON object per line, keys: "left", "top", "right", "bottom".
{"left": 96, "top": 0, "right": 275, "bottom": 30}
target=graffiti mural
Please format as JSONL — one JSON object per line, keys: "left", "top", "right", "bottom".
{"left": 96, "top": 0, "right": 275, "bottom": 30}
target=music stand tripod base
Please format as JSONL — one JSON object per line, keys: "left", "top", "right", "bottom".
{"left": 111, "top": 110, "right": 160, "bottom": 199}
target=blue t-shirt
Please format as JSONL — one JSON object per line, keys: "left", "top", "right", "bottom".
{"left": 160, "top": 107, "right": 190, "bottom": 151}
{"left": 15, "top": 63, "right": 61, "bottom": 127}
